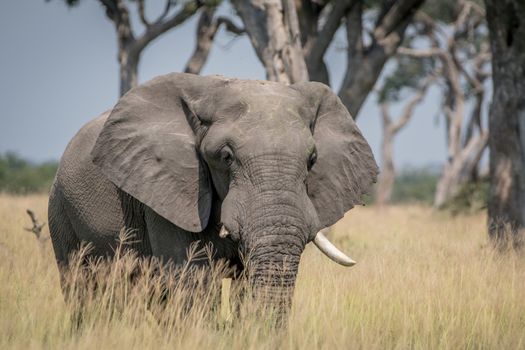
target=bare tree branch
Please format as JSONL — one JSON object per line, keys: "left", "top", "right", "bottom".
{"left": 135, "top": 0, "right": 176, "bottom": 28}
{"left": 406, "top": 1, "right": 493, "bottom": 208}
{"left": 338, "top": 0, "right": 425, "bottom": 118}
{"left": 184, "top": 8, "right": 245, "bottom": 75}
{"left": 137, "top": 0, "right": 151, "bottom": 27}
{"left": 376, "top": 73, "right": 434, "bottom": 207}
{"left": 24, "top": 209, "right": 47, "bottom": 242}
{"left": 155, "top": 0, "right": 174, "bottom": 24}
{"left": 374, "top": 0, "right": 420, "bottom": 41}
{"left": 345, "top": 1, "right": 363, "bottom": 61}
{"left": 233, "top": 0, "right": 308, "bottom": 84}
{"left": 282, "top": 0, "right": 309, "bottom": 83}
{"left": 217, "top": 16, "right": 245, "bottom": 35}
{"left": 133, "top": 1, "right": 202, "bottom": 55}
{"left": 99, "top": 0, "right": 137, "bottom": 95}
{"left": 306, "top": 0, "right": 355, "bottom": 70}
{"left": 185, "top": 7, "right": 218, "bottom": 75}
{"left": 397, "top": 47, "right": 443, "bottom": 58}
{"left": 100, "top": 0, "right": 120, "bottom": 22}
{"left": 392, "top": 78, "right": 434, "bottom": 133}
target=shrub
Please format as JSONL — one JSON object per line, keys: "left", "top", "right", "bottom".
{"left": 0, "top": 152, "right": 58, "bottom": 194}
{"left": 390, "top": 166, "right": 439, "bottom": 204}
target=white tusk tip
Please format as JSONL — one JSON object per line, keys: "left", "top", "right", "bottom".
{"left": 313, "top": 230, "right": 357, "bottom": 267}
{"left": 219, "top": 226, "right": 230, "bottom": 238}
{"left": 340, "top": 258, "right": 357, "bottom": 267}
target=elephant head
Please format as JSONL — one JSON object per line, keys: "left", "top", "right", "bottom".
{"left": 91, "top": 73, "right": 378, "bottom": 313}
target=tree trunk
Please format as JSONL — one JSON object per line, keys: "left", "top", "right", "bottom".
{"left": 297, "top": 0, "right": 354, "bottom": 85}
{"left": 394, "top": 2, "right": 491, "bottom": 209}
{"left": 184, "top": 9, "right": 245, "bottom": 75}
{"left": 233, "top": 0, "right": 308, "bottom": 84}
{"left": 100, "top": 0, "right": 202, "bottom": 96}
{"left": 376, "top": 128, "right": 395, "bottom": 207}
{"left": 338, "top": 0, "right": 424, "bottom": 118}
{"left": 434, "top": 132, "right": 488, "bottom": 208}
{"left": 485, "top": 0, "right": 525, "bottom": 247}
{"left": 119, "top": 49, "right": 139, "bottom": 96}
{"left": 184, "top": 7, "right": 217, "bottom": 75}
{"left": 376, "top": 81, "right": 431, "bottom": 207}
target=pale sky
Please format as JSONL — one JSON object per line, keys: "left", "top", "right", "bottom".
{"left": 0, "top": 0, "right": 453, "bottom": 169}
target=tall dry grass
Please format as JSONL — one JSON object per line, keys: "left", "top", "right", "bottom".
{"left": 0, "top": 194, "right": 524, "bottom": 349}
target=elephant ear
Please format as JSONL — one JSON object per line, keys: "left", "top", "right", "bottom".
{"left": 292, "top": 82, "right": 379, "bottom": 229}
{"left": 91, "top": 73, "right": 217, "bottom": 232}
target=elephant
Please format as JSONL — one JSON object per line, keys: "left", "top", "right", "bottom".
{"left": 48, "top": 72, "right": 378, "bottom": 317}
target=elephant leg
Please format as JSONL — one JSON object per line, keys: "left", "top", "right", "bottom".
{"left": 48, "top": 186, "right": 82, "bottom": 297}
{"left": 49, "top": 188, "right": 91, "bottom": 330}
{"left": 144, "top": 206, "right": 230, "bottom": 317}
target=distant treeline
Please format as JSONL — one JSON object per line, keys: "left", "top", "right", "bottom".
{"left": 388, "top": 166, "right": 487, "bottom": 214}
{"left": 391, "top": 167, "right": 439, "bottom": 205}
{"left": 3, "top": 152, "right": 481, "bottom": 209}
{"left": 1, "top": 152, "right": 444, "bottom": 203}
{"left": 0, "top": 153, "right": 58, "bottom": 194}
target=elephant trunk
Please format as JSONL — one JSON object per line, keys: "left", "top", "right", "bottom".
{"left": 248, "top": 252, "right": 301, "bottom": 319}
{"left": 242, "top": 191, "right": 307, "bottom": 320}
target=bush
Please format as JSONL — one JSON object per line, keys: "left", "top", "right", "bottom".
{"left": 442, "top": 179, "right": 489, "bottom": 215}
{"left": 0, "top": 152, "right": 58, "bottom": 194}
{"left": 390, "top": 167, "right": 439, "bottom": 204}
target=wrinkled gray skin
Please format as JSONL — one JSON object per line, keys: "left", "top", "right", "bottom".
{"left": 48, "top": 73, "right": 378, "bottom": 315}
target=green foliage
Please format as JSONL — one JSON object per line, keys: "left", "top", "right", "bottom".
{"left": 421, "top": 0, "right": 484, "bottom": 24}
{"left": 377, "top": 56, "right": 434, "bottom": 103}
{"left": 390, "top": 167, "right": 439, "bottom": 204}
{"left": 442, "top": 179, "right": 488, "bottom": 215}
{"left": 421, "top": 0, "right": 460, "bottom": 24}
{"left": 0, "top": 153, "right": 58, "bottom": 194}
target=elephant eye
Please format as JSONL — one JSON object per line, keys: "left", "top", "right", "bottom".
{"left": 307, "top": 149, "right": 317, "bottom": 171}
{"left": 220, "top": 146, "right": 234, "bottom": 167}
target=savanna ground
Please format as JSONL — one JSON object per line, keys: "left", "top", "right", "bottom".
{"left": 0, "top": 194, "right": 524, "bottom": 349}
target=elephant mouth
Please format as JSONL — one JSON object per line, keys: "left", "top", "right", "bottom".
{"left": 218, "top": 225, "right": 356, "bottom": 267}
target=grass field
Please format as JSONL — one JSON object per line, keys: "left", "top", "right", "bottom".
{"left": 0, "top": 194, "right": 524, "bottom": 349}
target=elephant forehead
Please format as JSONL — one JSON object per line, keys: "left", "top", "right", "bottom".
{"left": 204, "top": 80, "right": 314, "bottom": 153}
{"left": 220, "top": 81, "right": 302, "bottom": 112}
{"left": 231, "top": 113, "right": 314, "bottom": 159}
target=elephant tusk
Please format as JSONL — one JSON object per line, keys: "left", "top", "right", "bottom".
{"left": 219, "top": 226, "right": 230, "bottom": 238}
{"left": 313, "top": 229, "right": 356, "bottom": 267}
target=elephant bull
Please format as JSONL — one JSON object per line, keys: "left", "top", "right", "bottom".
{"left": 48, "top": 73, "right": 378, "bottom": 318}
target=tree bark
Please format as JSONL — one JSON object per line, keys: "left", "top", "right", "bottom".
{"left": 376, "top": 79, "right": 431, "bottom": 207}
{"left": 433, "top": 132, "right": 489, "bottom": 208}
{"left": 101, "top": 0, "right": 202, "bottom": 96}
{"left": 338, "top": 0, "right": 424, "bottom": 118}
{"left": 485, "top": 0, "right": 525, "bottom": 247}
{"left": 398, "top": 2, "right": 490, "bottom": 208}
{"left": 184, "top": 9, "right": 245, "bottom": 75}
{"left": 297, "top": 0, "right": 355, "bottom": 85}
{"left": 119, "top": 53, "right": 139, "bottom": 96}
{"left": 233, "top": 0, "right": 309, "bottom": 84}
{"left": 185, "top": 7, "right": 218, "bottom": 75}
{"left": 376, "top": 108, "right": 396, "bottom": 207}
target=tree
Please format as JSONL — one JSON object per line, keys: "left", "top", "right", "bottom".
{"left": 297, "top": 0, "right": 425, "bottom": 117}
{"left": 233, "top": 0, "right": 309, "bottom": 83}
{"left": 375, "top": 57, "right": 434, "bottom": 207}
{"left": 337, "top": 0, "right": 425, "bottom": 118}
{"left": 54, "top": 0, "right": 232, "bottom": 96}
{"left": 234, "top": 0, "right": 425, "bottom": 117}
{"left": 398, "top": 1, "right": 490, "bottom": 208}
{"left": 184, "top": 7, "right": 245, "bottom": 74}
{"left": 484, "top": 0, "right": 525, "bottom": 247}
